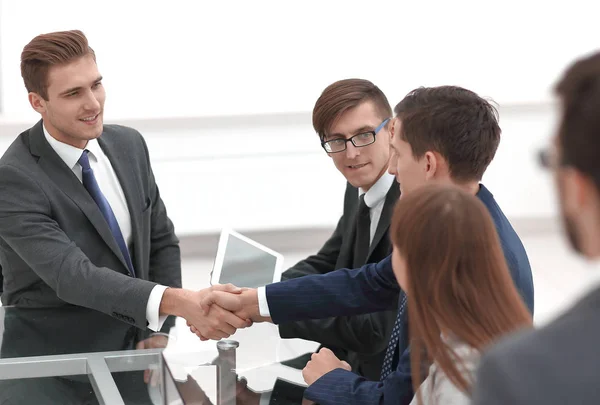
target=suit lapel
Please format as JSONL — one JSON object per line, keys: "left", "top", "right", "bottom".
{"left": 29, "top": 121, "right": 129, "bottom": 271}
{"left": 338, "top": 187, "right": 360, "bottom": 269}
{"left": 367, "top": 180, "right": 400, "bottom": 260}
{"left": 98, "top": 134, "right": 144, "bottom": 273}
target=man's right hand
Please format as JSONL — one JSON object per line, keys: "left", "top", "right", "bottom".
{"left": 160, "top": 284, "right": 252, "bottom": 341}
{"left": 187, "top": 288, "right": 271, "bottom": 339}
{"left": 201, "top": 288, "right": 271, "bottom": 323}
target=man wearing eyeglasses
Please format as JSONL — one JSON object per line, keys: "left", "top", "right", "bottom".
{"left": 278, "top": 78, "right": 401, "bottom": 381}
{"left": 194, "top": 85, "right": 535, "bottom": 405}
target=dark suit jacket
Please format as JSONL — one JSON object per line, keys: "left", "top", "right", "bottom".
{"left": 264, "top": 185, "right": 534, "bottom": 405}
{"left": 0, "top": 121, "right": 181, "bottom": 335}
{"left": 472, "top": 285, "right": 600, "bottom": 405}
{"left": 279, "top": 180, "right": 400, "bottom": 380}
{"left": 0, "top": 305, "right": 156, "bottom": 404}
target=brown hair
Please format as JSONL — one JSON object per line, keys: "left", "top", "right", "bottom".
{"left": 21, "top": 30, "right": 96, "bottom": 100}
{"left": 394, "top": 86, "right": 501, "bottom": 182}
{"left": 555, "top": 51, "right": 600, "bottom": 192}
{"left": 390, "top": 184, "right": 532, "bottom": 401}
{"left": 313, "top": 79, "right": 392, "bottom": 140}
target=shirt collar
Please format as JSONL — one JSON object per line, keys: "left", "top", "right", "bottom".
{"left": 43, "top": 123, "right": 101, "bottom": 168}
{"left": 358, "top": 172, "right": 395, "bottom": 208}
{"left": 573, "top": 260, "right": 600, "bottom": 303}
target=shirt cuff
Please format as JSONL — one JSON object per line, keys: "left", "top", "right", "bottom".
{"left": 146, "top": 284, "right": 169, "bottom": 331}
{"left": 257, "top": 286, "right": 271, "bottom": 317}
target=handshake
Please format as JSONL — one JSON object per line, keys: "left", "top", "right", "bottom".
{"left": 160, "top": 284, "right": 271, "bottom": 341}
{"left": 159, "top": 284, "right": 352, "bottom": 386}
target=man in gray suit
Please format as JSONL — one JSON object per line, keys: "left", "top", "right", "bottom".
{"left": 0, "top": 30, "right": 248, "bottom": 343}
{"left": 471, "top": 51, "right": 600, "bottom": 404}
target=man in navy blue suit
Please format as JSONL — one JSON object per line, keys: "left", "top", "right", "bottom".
{"left": 195, "top": 86, "right": 535, "bottom": 405}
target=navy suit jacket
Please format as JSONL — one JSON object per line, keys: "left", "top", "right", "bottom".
{"left": 265, "top": 184, "right": 534, "bottom": 405}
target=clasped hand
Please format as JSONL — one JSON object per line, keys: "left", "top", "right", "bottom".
{"left": 302, "top": 348, "right": 351, "bottom": 385}
{"left": 185, "top": 285, "right": 270, "bottom": 341}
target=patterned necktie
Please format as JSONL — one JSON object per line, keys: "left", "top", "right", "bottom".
{"left": 78, "top": 150, "right": 135, "bottom": 277}
{"left": 353, "top": 194, "right": 371, "bottom": 267}
{"left": 380, "top": 291, "right": 408, "bottom": 380}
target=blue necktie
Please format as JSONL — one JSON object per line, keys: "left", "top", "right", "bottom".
{"left": 380, "top": 292, "right": 407, "bottom": 380}
{"left": 78, "top": 150, "right": 135, "bottom": 277}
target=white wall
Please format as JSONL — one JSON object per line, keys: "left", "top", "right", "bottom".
{"left": 0, "top": 104, "right": 559, "bottom": 236}
{"left": 2, "top": 0, "right": 600, "bottom": 119}
{"left": 0, "top": 0, "right": 597, "bottom": 235}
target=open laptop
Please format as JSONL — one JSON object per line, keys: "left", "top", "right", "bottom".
{"left": 210, "top": 228, "right": 284, "bottom": 288}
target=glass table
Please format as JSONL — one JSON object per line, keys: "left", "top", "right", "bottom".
{"left": 0, "top": 305, "right": 315, "bottom": 404}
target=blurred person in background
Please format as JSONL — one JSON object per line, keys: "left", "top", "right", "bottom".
{"left": 472, "top": 50, "right": 600, "bottom": 405}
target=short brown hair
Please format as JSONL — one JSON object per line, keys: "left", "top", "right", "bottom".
{"left": 555, "top": 51, "right": 600, "bottom": 192}
{"left": 394, "top": 86, "right": 501, "bottom": 182}
{"left": 390, "top": 184, "right": 532, "bottom": 400}
{"left": 21, "top": 30, "right": 95, "bottom": 100}
{"left": 313, "top": 79, "right": 392, "bottom": 140}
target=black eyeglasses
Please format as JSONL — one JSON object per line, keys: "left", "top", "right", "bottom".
{"left": 321, "top": 118, "right": 390, "bottom": 153}
{"left": 538, "top": 146, "right": 565, "bottom": 170}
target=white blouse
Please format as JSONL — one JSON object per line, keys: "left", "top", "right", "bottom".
{"left": 409, "top": 338, "right": 480, "bottom": 405}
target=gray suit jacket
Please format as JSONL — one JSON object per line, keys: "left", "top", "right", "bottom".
{"left": 472, "top": 286, "right": 600, "bottom": 405}
{"left": 0, "top": 120, "right": 181, "bottom": 330}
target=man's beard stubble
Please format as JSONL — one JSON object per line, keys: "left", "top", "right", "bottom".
{"left": 563, "top": 213, "right": 582, "bottom": 254}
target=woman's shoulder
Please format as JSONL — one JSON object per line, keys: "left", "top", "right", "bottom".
{"left": 451, "top": 341, "right": 481, "bottom": 369}
{"left": 427, "top": 342, "right": 480, "bottom": 404}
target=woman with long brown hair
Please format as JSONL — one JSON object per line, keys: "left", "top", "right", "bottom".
{"left": 390, "top": 184, "right": 533, "bottom": 404}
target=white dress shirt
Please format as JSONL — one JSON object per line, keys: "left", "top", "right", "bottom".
{"left": 359, "top": 172, "right": 396, "bottom": 244}
{"left": 43, "top": 126, "right": 167, "bottom": 331}
{"left": 545, "top": 259, "right": 600, "bottom": 323}
{"left": 257, "top": 172, "right": 396, "bottom": 317}
{"left": 571, "top": 261, "right": 600, "bottom": 300}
